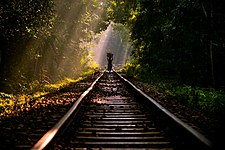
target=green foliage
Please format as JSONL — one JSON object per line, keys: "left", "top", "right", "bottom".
{"left": 124, "top": 62, "right": 148, "bottom": 79}
{"left": 124, "top": 63, "right": 225, "bottom": 114}
{"left": 0, "top": 0, "right": 55, "bottom": 40}
{"left": 0, "top": 70, "right": 41, "bottom": 94}
{"left": 0, "top": 0, "right": 55, "bottom": 92}
{"left": 0, "top": 70, "right": 99, "bottom": 117}
{"left": 108, "top": 0, "right": 225, "bottom": 89}
{"left": 124, "top": 62, "right": 136, "bottom": 77}
{"left": 164, "top": 85, "right": 225, "bottom": 113}
{"left": 0, "top": 0, "right": 109, "bottom": 93}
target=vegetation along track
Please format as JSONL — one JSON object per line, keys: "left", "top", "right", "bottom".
{"left": 32, "top": 71, "right": 213, "bottom": 150}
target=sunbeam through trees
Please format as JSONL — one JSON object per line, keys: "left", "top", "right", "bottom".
{"left": 1, "top": 0, "right": 225, "bottom": 149}
{"left": 0, "top": 0, "right": 113, "bottom": 93}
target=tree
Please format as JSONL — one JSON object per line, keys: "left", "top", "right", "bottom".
{"left": 0, "top": 0, "right": 109, "bottom": 92}
{"left": 108, "top": 0, "right": 225, "bottom": 89}
{"left": 0, "top": 0, "right": 55, "bottom": 91}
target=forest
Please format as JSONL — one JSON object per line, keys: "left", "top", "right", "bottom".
{"left": 108, "top": 0, "right": 225, "bottom": 89}
{"left": 0, "top": 0, "right": 109, "bottom": 93}
{"left": 1, "top": 0, "right": 225, "bottom": 118}
{"left": 0, "top": 0, "right": 225, "bottom": 149}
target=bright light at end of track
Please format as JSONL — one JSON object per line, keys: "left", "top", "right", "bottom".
{"left": 100, "top": 2, "right": 103, "bottom": 6}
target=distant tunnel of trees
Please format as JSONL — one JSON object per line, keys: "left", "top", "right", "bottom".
{"left": 0, "top": 0, "right": 225, "bottom": 92}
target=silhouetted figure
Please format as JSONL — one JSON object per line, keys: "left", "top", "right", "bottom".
{"left": 107, "top": 53, "right": 113, "bottom": 72}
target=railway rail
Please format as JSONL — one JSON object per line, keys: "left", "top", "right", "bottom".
{"left": 31, "top": 71, "right": 213, "bottom": 150}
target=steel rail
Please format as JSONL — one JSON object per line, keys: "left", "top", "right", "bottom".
{"left": 31, "top": 72, "right": 103, "bottom": 150}
{"left": 116, "top": 71, "right": 213, "bottom": 149}
{"left": 32, "top": 71, "right": 214, "bottom": 149}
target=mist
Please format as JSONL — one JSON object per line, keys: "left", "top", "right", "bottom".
{"left": 0, "top": 0, "right": 132, "bottom": 93}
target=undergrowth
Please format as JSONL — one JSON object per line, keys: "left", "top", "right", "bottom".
{"left": 123, "top": 63, "right": 225, "bottom": 114}
{"left": 158, "top": 83, "right": 225, "bottom": 114}
{"left": 0, "top": 69, "right": 98, "bottom": 118}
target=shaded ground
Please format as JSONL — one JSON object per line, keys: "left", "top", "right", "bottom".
{"left": 0, "top": 75, "right": 98, "bottom": 149}
{"left": 0, "top": 72, "right": 224, "bottom": 149}
{"left": 127, "top": 77, "right": 225, "bottom": 150}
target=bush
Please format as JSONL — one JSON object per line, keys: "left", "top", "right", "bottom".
{"left": 166, "top": 85, "right": 225, "bottom": 113}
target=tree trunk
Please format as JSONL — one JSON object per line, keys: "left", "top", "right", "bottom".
{"left": 208, "top": 0, "right": 215, "bottom": 87}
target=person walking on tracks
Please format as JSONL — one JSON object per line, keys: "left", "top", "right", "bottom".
{"left": 107, "top": 53, "right": 113, "bottom": 72}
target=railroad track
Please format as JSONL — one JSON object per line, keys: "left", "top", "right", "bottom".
{"left": 32, "top": 71, "right": 213, "bottom": 150}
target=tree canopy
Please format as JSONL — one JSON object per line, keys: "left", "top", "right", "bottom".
{"left": 1, "top": 0, "right": 225, "bottom": 92}
{"left": 0, "top": 0, "right": 109, "bottom": 93}
{"left": 108, "top": 0, "right": 225, "bottom": 89}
